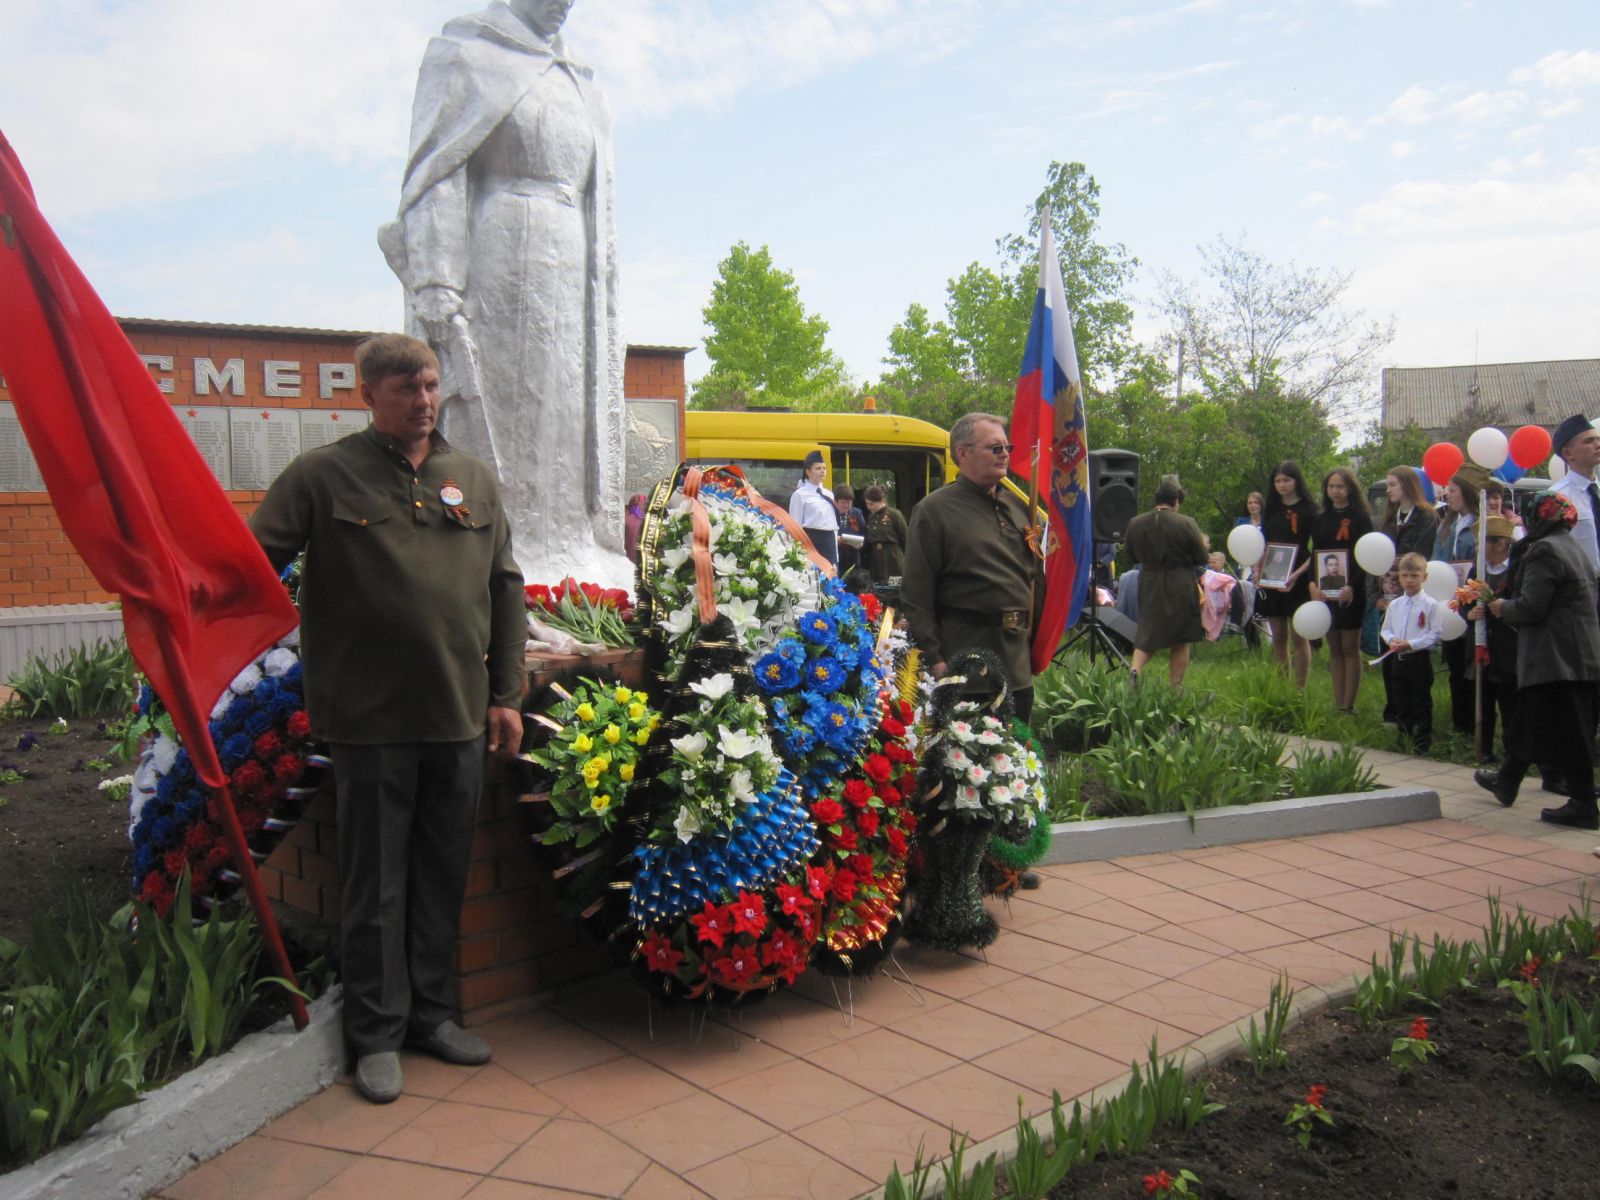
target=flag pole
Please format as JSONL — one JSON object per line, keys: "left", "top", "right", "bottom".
{"left": 208, "top": 782, "right": 310, "bottom": 1030}
{"left": 1473, "top": 483, "right": 1488, "bottom": 763}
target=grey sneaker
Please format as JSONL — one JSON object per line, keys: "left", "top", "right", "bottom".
{"left": 354, "top": 1051, "right": 403, "bottom": 1104}
{"left": 407, "top": 1019, "right": 491, "bottom": 1066}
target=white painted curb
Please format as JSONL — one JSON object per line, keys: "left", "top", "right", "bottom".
{"left": 1041, "top": 786, "right": 1440, "bottom": 863}
{"left": 4, "top": 987, "right": 345, "bottom": 1200}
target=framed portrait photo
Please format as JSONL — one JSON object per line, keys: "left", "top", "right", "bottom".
{"left": 1317, "top": 549, "right": 1349, "bottom": 594}
{"left": 1259, "top": 543, "right": 1298, "bottom": 591}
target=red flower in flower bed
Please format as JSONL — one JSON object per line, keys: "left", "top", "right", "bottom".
{"left": 841, "top": 778, "right": 874, "bottom": 808}
{"left": 776, "top": 882, "right": 813, "bottom": 916}
{"left": 862, "top": 754, "right": 893, "bottom": 784}
{"left": 287, "top": 711, "right": 312, "bottom": 738}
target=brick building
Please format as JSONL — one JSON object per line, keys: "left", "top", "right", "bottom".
{"left": 0, "top": 318, "right": 690, "bottom": 609}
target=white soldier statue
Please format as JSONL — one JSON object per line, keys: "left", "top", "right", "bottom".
{"left": 380, "top": 0, "right": 629, "bottom": 586}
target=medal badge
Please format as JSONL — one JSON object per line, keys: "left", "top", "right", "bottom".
{"left": 439, "top": 479, "right": 474, "bottom": 525}
{"left": 440, "top": 481, "right": 465, "bottom": 507}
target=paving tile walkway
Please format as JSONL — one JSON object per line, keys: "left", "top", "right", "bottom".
{"left": 154, "top": 751, "right": 1598, "bottom": 1200}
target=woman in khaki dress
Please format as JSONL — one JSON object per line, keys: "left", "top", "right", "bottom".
{"left": 1124, "top": 475, "right": 1208, "bottom": 686}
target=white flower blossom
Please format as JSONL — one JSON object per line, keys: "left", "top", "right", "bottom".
{"left": 712, "top": 551, "right": 740, "bottom": 576}
{"left": 966, "top": 764, "right": 990, "bottom": 786}
{"left": 661, "top": 605, "right": 696, "bottom": 637}
{"left": 975, "top": 727, "right": 1004, "bottom": 746}
{"left": 948, "top": 720, "right": 977, "bottom": 744}
{"left": 674, "top": 805, "right": 701, "bottom": 843}
{"left": 946, "top": 746, "right": 972, "bottom": 771}
{"left": 723, "top": 597, "right": 761, "bottom": 635}
{"left": 990, "top": 753, "right": 1014, "bottom": 775}
{"left": 954, "top": 784, "right": 983, "bottom": 809}
{"left": 671, "top": 730, "right": 708, "bottom": 762}
{"left": 717, "top": 724, "right": 763, "bottom": 759}
{"left": 729, "top": 767, "right": 757, "bottom": 803}
{"left": 688, "top": 673, "right": 735, "bottom": 701}
{"left": 989, "top": 783, "right": 1014, "bottom": 807}
{"left": 662, "top": 544, "right": 692, "bottom": 572}
{"left": 229, "top": 663, "right": 263, "bottom": 695}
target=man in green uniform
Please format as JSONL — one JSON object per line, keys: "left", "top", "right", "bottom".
{"left": 252, "top": 334, "right": 526, "bottom": 1104}
{"left": 902, "top": 411, "right": 1043, "bottom": 724}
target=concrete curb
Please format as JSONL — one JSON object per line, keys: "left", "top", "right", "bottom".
{"left": 1041, "top": 786, "right": 1441, "bottom": 864}
{"left": 857, "top": 973, "right": 1367, "bottom": 1200}
{"left": 5, "top": 987, "right": 345, "bottom": 1200}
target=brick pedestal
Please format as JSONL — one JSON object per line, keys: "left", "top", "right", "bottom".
{"left": 260, "top": 646, "right": 648, "bottom": 1024}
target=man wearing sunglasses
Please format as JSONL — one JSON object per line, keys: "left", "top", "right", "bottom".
{"left": 901, "top": 412, "right": 1043, "bottom": 724}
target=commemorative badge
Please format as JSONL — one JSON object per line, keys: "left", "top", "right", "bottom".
{"left": 440, "top": 481, "right": 465, "bottom": 507}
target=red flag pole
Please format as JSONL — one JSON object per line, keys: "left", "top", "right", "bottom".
{"left": 207, "top": 782, "right": 309, "bottom": 1030}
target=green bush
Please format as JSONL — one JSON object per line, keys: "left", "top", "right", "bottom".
{"left": 4, "top": 640, "right": 138, "bottom": 720}
{"left": 1282, "top": 742, "right": 1381, "bottom": 797}
{"left": 0, "top": 874, "right": 291, "bottom": 1164}
{"left": 1088, "top": 723, "right": 1285, "bottom": 820}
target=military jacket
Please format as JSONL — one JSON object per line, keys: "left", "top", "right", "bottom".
{"left": 251, "top": 425, "right": 526, "bottom": 744}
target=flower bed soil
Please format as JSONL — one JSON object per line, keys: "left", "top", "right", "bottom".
{"left": 1052, "top": 956, "right": 1599, "bottom": 1200}
{"left": 0, "top": 715, "right": 131, "bottom": 944}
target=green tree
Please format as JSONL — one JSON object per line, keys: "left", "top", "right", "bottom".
{"left": 1157, "top": 234, "right": 1394, "bottom": 427}
{"left": 877, "top": 161, "right": 1138, "bottom": 427}
{"left": 692, "top": 242, "right": 846, "bottom": 409}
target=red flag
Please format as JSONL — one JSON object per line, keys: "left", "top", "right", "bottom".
{"left": 0, "top": 133, "right": 297, "bottom": 786}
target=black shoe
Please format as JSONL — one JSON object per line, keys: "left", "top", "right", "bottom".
{"left": 1539, "top": 802, "right": 1599, "bottom": 831}
{"left": 1020, "top": 870, "right": 1042, "bottom": 890}
{"left": 1473, "top": 769, "right": 1518, "bottom": 807}
{"left": 1541, "top": 776, "right": 1569, "bottom": 797}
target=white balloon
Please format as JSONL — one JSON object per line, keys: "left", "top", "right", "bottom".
{"left": 1423, "top": 560, "right": 1458, "bottom": 602}
{"left": 1227, "top": 524, "right": 1266, "bottom": 568}
{"left": 1466, "top": 426, "right": 1509, "bottom": 470}
{"left": 1292, "top": 600, "right": 1332, "bottom": 640}
{"left": 1550, "top": 454, "right": 1568, "bottom": 482}
{"left": 1438, "top": 607, "right": 1468, "bottom": 641}
{"left": 1353, "top": 531, "right": 1396, "bottom": 577}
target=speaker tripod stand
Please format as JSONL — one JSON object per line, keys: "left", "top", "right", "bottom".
{"left": 1055, "top": 551, "right": 1130, "bottom": 670}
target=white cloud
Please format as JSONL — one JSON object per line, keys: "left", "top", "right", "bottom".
{"left": 1389, "top": 140, "right": 1419, "bottom": 159}
{"left": 1300, "top": 191, "right": 1335, "bottom": 209}
{"left": 0, "top": 0, "right": 979, "bottom": 220}
{"left": 1442, "top": 89, "right": 1527, "bottom": 124}
{"left": 1511, "top": 49, "right": 1600, "bottom": 91}
{"left": 1387, "top": 85, "right": 1437, "bottom": 125}
{"left": 1510, "top": 124, "right": 1545, "bottom": 143}
{"left": 1351, "top": 161, "right": 1600, "bottom": 236}
{"left": 1539, "top": 97, "right": 1583, "bottom": 118}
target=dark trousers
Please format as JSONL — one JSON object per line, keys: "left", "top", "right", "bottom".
{"left": 1480, "top": 673, "right": 1516, "bottom": 760}
{"left": 1387, "top": 652, "right": 1433, "bottom": 754}
{"left": 1440, "top": 637, "right": 1475, "bottom": 735}
{"left": 330, "top": 737, "right": 484, "bottom": 1056}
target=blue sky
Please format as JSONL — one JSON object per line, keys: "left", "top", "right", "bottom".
{"left": 3, "top": 1, "right": 1596, "bottom": 428}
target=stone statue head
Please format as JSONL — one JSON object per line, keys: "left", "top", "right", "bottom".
{"left": 511, "top": 0, "right": 576, "bottom": 38}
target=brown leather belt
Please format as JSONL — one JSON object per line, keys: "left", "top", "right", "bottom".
{"left": 942, "top": 605, "right": 1028, "bottom": 631}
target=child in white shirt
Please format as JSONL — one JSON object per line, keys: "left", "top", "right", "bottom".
{"left": 1379, "top": 552, "right": 1442, "bottom": 753}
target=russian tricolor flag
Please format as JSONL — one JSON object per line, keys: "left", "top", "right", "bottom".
{"left": 1009, "top": 207, "right": 1091, "bottom": 675}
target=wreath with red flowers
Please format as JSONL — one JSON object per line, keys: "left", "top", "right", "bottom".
{"left": 805, "top": 694, "right": 921, "bottom": 974}
{"left": 635, "top": 865, "right": 831, "bottom": 999}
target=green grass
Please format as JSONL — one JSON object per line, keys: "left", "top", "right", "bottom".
{"left": 1168, "top": 636, "right": 1480, "bottom": 766}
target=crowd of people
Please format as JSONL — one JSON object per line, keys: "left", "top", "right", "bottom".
{"left": 1112, "top": 415, "right": 1599, "bottom": 833}
{"left": 784, "top": 449, "right": 910, "bottom": 588}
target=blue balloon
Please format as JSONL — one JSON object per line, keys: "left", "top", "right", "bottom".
{"left": 1410, "top": 468, "right": 1437, "bottom": 503}
{"left": 1494, "top": 460, "right": 1526, "bottom": 484}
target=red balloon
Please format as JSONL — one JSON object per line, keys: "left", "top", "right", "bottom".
{"left": 1422, "top": 442, "right": 1464, "bottom": 487}
{"left": 1508, "top": 424, "right": 1553, "bottom": 470}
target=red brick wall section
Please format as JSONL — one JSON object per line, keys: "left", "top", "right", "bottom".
{"left": 0, "top": 321, "right": 688, "bottom": 610}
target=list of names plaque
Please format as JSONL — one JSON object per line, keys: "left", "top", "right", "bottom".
{"left": 229, "top": 409, "right": 302, "bottom": 490}
{"left": 0, "top": 403, "right": 46, "bottom": 493}
{"left": 300, "top": 409, "right": 369, "bottom": 452}
{"left": 175, "top": 406, "right": 232, "bottom": 487}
